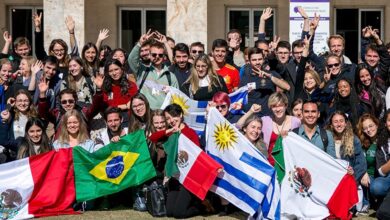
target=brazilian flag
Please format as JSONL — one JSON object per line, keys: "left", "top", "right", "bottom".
{"left": 73, "top": 130, "right": 156, "bottom": 202}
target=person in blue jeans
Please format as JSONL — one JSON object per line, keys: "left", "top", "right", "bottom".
{"left": 371, "top": 110, "right": 390, "bottom": 201}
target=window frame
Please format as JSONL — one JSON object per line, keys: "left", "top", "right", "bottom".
{"left": 226, "top": 7, "right": 276, "bottom": 48}
{"left": 118, "top": 7, "right": 166, "bottom": 49}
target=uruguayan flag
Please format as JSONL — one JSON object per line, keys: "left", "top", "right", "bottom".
{"left": 206, "top": 108, "right": 280, "bottom": 219}
{"left": 161, "top": 87, "right": 249, "bottom": 134}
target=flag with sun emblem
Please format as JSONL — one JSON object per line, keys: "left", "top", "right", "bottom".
{"left": 206, "top": 108, "right": 280, "bottom": 219}
{"left": 73, "top": 130, "right": 156, "bottom": 201}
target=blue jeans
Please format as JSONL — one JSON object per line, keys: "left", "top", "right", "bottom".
{"left": 370, "top": 175, "right": 390, "bottom": 198}
{"left": 362, "top": 176, "right": 374, "bottom": 206}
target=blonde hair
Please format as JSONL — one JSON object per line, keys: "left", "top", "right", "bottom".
{"left": 58, "top": 109, "right": 89, "bottom": 145}
{"left": 21, "top": 56, "right": 37, "bottom": 77}
{"left": 327, "top": 35, "right": 345, "bottom": 48}
{"left": 185, "top": 54, "right": 224, "bottom": 95}
{"left": 268, "top": 92, "right": 289, "bottom": 109}
{"left": 241, "top": 115, "right": 267, "bottom": 155}
{"left": 304, "top": 69, "right": 321, "bottom": 88}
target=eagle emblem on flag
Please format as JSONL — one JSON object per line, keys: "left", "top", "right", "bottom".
{"left": 288, "top": 166, "right": 313, "bottom": 198}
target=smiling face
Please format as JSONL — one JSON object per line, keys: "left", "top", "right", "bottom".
{"left": 304, "top": 72, "right": 317, "bottom": 91}
{"left": 249, "top": 53, "right": 264, "bottom": 70}
{"left": 174, "top": 50, "right": 189, "bottom": 69}
{"left": 164, "top": 112, "right": 183, "bottom": 128}
{"left": 68, "top": 60, "right": 82, "bottom": 77}
{"left": 52, "top": 43, "right": 65, "bottom": 61}
{"left": 131, "top": 98, "right": 146, "bottom": 118}
{"left": 331, "top": 113, "right": 347, "bottom": 134}
{"left": 60, "top": 93, "right": 76, "bottom": 112}
{"left": 362, "top": 118, "right": 378, "bottom": 138}
{"left": 302, "top": 102, "right": 320, "bottom": 126}
{"left": 66, "top": 115, "right": 80, "bottom": 135}
{"left": 327, "top": 57, "right": 341, "bottom": 76}
{"left": 19, "top": 59, "right": 31, "bottom": 76}
{"left": 244, "top": 120, "right": 262, "bottom": 143}
{"left": 0, "top": 63, "right": 12, "bottom": 82}
{"left": 112, "top": 50, "right": 125, "bottom": 64}
{"left": 292, "top": 103, "right": 303, "bottom": 120}
{"left": 108, "top": 63, "right": 123, "bottom": 82}
{"left": 106, "top": 112, "right": 122, "bottom": 133}
{"left": 212, "top": 47, "right": 227, "bottom": 64}
{"left": 365, "top": 49, "right": 379, "bottom": 68}
{"left": 15, "top": 93, "right": 30, "bottom": 113}
{"left": 271, "top": 102, "right": 287, "bottom": 119}
{"left": 84, "top": 47, "right": 97, "bottom": 63}
{"left": 27, "top": 124, "right": 42, "bottom": 144}
{"left": 195, "top": 59, "right": 208, "bottom": 79}
{"left": 153, "top": 115, "right": 166, "bottom": 131}
{"left": 337, "top": 80, "right": 351, "bottom": 98}
{"left": 150, "top": 47, "right": 165, "bottom": 66}
{"left": 329, "top": 38, "right": 344, "bottom": 57}
{"left": 359, "top": 68, "right": 371, "bottom": 87}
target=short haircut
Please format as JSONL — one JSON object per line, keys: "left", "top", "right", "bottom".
{"left": 150, "top": 41, "right": 165, "bottom": 50}
{"left": 59, "top": 88, "right": 78, "bottom": 102}
{"left": 365, "top": 43, "right": 379, "bottom": 54}
{"left": 13, "top": 37, "right": 30, "bottom": 49}
{"left": 255, "top": 39, "right": 269, "bottom": 48}
{"left": 190, "top": 42, "right": 205, "bottom": 50}
{"left": 327, "top": 35, "right": 345, "bottom": 48}
{"left": 248, "top": 47, "right": 264, "bottom": 60}
{"left": 173, "top": 43, "right": 190, "bottom": 56}
{"left": 166, "top": 36, "right": 175, "bottom": 44}
{"left": 227, "top": 29, "right": 241, "bottom": 38}
{"left": 163, "top": 103, "right": 184, "bottom": 118}
{"left": 104, "top": 107, "right": 122, "bottom": 120}
{"left": 43, "top": 55, "right": 58, "bottom": 67}
{"left": 268, "top": 92, "right": 289, "bottom": 108}
{"left": 302, "top": 99, "right": 319, "bottom": 110}
{"left": 141, "top": 38, "right": 155, "bottom": 48}
{"left": 276, "top": 41, "right": 291, "bottom": 51}
{"left": 212, "top": 39, "right": 228, "bottom": 51}
{"left": 292, "top": 39, "right": 305, "bottom": 50}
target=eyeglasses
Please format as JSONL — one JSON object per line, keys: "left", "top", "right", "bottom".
{"left": 151, "top": 53, "right": 164, "bottom": 58}
{"left": 132, "top": 103, "right": 145, "bottom": 109}
{"left": 327, "top": 63, "right": 340, "bottom": 68}
{"left": 61, "top": 99, "right": 75, "bottom": 105}
{"left": 192, "top": 50, "right": 204, "bottom": 54}
{"left": 53, "top": 49, "right": 65, "bottom": 53}
{"left": 195, "top": 64, "right": 208, "bottom": 69}
{"left": 216, "top": 104, "right": 228, "bottom": 110}
{"left": 363, "top": 124, "right": 376, "bottom": 132}
{"left": 16, "top": 99, "right": 29, "bottom": 103}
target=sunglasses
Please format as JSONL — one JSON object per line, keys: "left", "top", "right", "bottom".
{"left": 192, "top": 50, "right": 204, "bottom": 54}
{"left": 216, "top": 104, "right": 228, "bottom": 110}
{"left": 151, "top": 53, "right": 164, "bottom": 58}
{"left": 61, "top": 99, "right": 75, "bottom": 105}
{"left": 327, "top": 63, "right": 340, "bottom": 68}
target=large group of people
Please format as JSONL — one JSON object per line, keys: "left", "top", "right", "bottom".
{"left": 1, "top": 6, "right": 390, "bottom": 219}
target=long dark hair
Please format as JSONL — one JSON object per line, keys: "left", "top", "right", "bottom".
{"left": 333, "top": 78, "right": 359, "bottom": 127}
{"left": 82, "top": 42, "right": 98, "bottom": 71}
{"left": 109, "top": 48, "right": 131, "bottom": 73}
{"left": 354, "top": 63, "right": 383, "bottom": 117}
{"left": 102, "top": 59, "right": 130, "bottom": 95}
{"left": 128, "top": 93, "right": 153, "bottom": 134}
{"left": 17, "top": 117, "right": 52, "bottom": 159}
{"left": 377, "top": 110, "right": 390, "bottom": 151}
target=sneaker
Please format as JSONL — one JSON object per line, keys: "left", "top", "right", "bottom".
{"left": 357, "top": 204, "right": 369, "bottom": 216}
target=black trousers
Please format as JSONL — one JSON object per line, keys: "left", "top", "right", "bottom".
{"left": 377, "top": 189, "right": 390, "bottom": 220}
{"left": 166, "top": 178, "right": 200, "bottom": 218}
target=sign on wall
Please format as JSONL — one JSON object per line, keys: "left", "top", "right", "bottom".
{"left": 289, "top": 0, "right": 330, "bottom": 54}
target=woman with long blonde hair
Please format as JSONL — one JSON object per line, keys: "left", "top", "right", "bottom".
{"left": 183, "top": 54, "right": 228, "bottom": 100}
{"left": 53, "top": 109, "right": 95, "bottom": 152}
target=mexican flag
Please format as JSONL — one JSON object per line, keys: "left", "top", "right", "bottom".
{"left": 164, "top": 131, "right": 222, "bottom": 200}
{"left": 73, "top": 130, "right": 157, "bottom": 202}
{"left": 0, "top": 149, "right": 76, "bottom": 219}
{"left": 281, "top": 132, "right": 358, "bottom": 219}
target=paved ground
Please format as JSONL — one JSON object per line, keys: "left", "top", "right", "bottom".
{"left": 42, "top": 209, "right": 376, "bottom": 219}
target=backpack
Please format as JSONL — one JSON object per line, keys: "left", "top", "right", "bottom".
{"left": 293, "top": 127, "right": 329, "bottom": 152}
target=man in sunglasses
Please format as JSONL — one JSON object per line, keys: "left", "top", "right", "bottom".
{"left": 130, "top": 39, "right": 179, "bottom": 109}
{"left": 169, "top": 43, "right": 192, "bottom": 93}
{"left": 189, "top": 42, "right": 205, "bottom": 63}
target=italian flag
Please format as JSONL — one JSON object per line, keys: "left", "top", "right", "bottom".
{"left": 164, "top": 131, "right": 222, "bottom": 200}
{"left": 281, "top": 132, "right": 358, "bottom": 219}
{"left": 0, "top": 149, "right": 76, "bottom": 219}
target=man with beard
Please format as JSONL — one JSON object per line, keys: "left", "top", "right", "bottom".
{"left": 239, "top": 47, "right": 289, "bottom": 116}
{"left": 293, "top": 100, "right": 335, "bottom": 157}
{"left": 93, "top": 107, "right": 128, "bottom": 148}
{"left": 169, "top": 43, "right": 191, "bottom": 92}
{"left": 128, "top": 37, "right": 153, "bottom": 74}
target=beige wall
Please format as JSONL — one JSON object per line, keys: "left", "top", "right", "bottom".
{"left": 1, "top": 0, "right": 390, "bottom": 52}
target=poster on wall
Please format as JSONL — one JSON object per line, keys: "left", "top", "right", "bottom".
{"left": 289, "top": 0, "right": 330, "bottom": 54}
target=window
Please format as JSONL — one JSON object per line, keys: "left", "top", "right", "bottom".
{"left": 227, "top": 8, "right": 275, "bottom": 49}
{"left": 119, "top": 8, "right": 166, "bottom": 53}
{"left": 335, "top": 8, "right": 383, "bottom": 63}
{"left": 8, "top": 6, "right": 43, "bottom": 55}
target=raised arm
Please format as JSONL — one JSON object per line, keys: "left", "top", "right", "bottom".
{"left": 297, "top": 6, "right": 310, "bottom": 33}
{"left": 28, "top": 60, "right": 43, "bottom": 92}
{"left": 1, "top": 31, "right": 12, "bottom": 55}
{"left": 96, "top": 28, "right": 110, "bottom": 50}
{"left": 258, "top": 7, "right": 273, "bottom": 40}
{"left": 33, "top": 12, "right": 47, "bottom": 60}
{"left": 236, "top": 104, "right": 261, "bottom": 129}
{"left": 65, "top": 16, "right": 77, "bottom": 55}
{"left": 155, "top": 31, "right": 173, "bottom": 64}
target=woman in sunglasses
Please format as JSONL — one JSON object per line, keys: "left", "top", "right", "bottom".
{"left": 183, "top": 54, "right": 228, "bottom": 101}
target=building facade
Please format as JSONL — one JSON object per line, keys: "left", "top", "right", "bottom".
{"left": 1, "top": 0, "right": 389, "bottom": 63}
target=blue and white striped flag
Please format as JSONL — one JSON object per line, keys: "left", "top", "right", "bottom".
{"left": 206, "top": 108, "right": 280, "bottom": 219}
{"left": 161, "top": 87, "right": 249, "bottom": 135}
